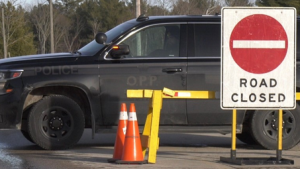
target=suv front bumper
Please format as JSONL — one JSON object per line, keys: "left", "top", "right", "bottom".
{"left": 0, "top": 92, "right": 21, "bottom": 129}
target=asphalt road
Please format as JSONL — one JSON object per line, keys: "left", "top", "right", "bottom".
{"left": 0, "top": 129, "right": 300, "bottom": 169}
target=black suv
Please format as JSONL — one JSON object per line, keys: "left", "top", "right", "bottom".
{"left": 0, "top": 15, "right": 299, "bottom": 150}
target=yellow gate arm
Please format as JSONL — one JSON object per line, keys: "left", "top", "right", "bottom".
{"left": 127, "top": 87, "right": 216, "bottom": 99}
{"left": 126, "top": 87, "right": 216, "bottom": 164}
{"left": 297, "top": 93, "right": 300, "bottom": 100}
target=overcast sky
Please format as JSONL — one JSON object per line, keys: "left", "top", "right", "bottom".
{"left": 19, "top": 0, "right": 259, "bottom": 9}
{"left": 25, "top": 0, "right": 46, "bottom": 5}
{"left": 20, "top": 0, "right": 47, "bottom": 10}
{"left": 22, "top": 0, "right": 258, "bottom": 7}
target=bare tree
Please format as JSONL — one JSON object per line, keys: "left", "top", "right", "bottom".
{"left": 1, "top": 0, "right": 34, "bottom": 58}
{"left": 53, "top": 11, "right": 69, "bottom": 52}
{"left": 30, "top": 4, "right": 50, "bottom": 54}
{"left": 171, "top": 0, "right": 200, "bottom": 15}
{"left": 89, "top": 18, "right": 102, "bottom": 37}
{"left": 224, "top": 0, "right": 255, "bottom": 6}
{"left": 142, "top": 0, "right": 152, "bottom": 14}
{"left": 195, "top": 0, "right": 221, "bottom": 15}
{"left": 153, "top": 0, "right": 172, "bottom": 15}
{"left": 203, "top": 0, "right": 221, "bottom": 14}
{"left": 63, "top": 15, "right": 83, "bottom": 52}
{"left": 30, "top": 1, "right": 72, "bottom": 54}
{"left": 172, "top": 0, "right": 221, "bottom": 15}
{"left": 1, "top": 0, "right": 21, "bottom": 6}
{"left": 87, "top": 3, "right": 102, "bottom": 37}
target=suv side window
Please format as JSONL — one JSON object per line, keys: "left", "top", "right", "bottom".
{"left": 120, "top": 24, "right": 181, "bottom": 58}
{"left": 193, "top": 24, "right": 220, "bottom": 57}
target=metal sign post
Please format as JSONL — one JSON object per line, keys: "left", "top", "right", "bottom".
{"left": 220, "top": 7, "right": 296, "bottom": 165}
{"left": 231, "top": 109, "right": 236, "bottom": 160}
{"left": 277, "top": 109, "right": 283, "bottom": 162}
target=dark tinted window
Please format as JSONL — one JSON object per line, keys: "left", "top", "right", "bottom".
{"left": 120, "top": 24, "right": 181, "bottom": 58}
{"left": 193, "top": 24, "right": 221, "bottom": 57}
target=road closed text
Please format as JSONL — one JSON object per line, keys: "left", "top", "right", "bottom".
{"left": 231, "top": 78, "right": 285, "bottom": 103}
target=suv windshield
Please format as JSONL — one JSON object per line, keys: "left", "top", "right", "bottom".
{"left": 78, "top": 20, "right": 136, "bottom": 56}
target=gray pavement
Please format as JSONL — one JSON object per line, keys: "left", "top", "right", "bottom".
{"left": 0, "top": 129, "right": 300, "bottom": 168}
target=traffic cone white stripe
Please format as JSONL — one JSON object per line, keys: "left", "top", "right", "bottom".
{"left": 128, "top": 112, "right": 137, "bottom": 121}
{"left": 119, "top": 111, "right": 128, "bottom": 120}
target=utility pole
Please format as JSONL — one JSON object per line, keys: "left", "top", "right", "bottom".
{"left": 50, "top": 0, "right": 54, "bottom": 53}
{"left": 136, "top": 0, "right": 140, "bottom": 17}
{"left": 2, "top": 8, "right": 7, "bottom": 58}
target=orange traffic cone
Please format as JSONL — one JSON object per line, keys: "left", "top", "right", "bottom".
{"left": 116, "top": 103, "right": 146, "bottom": 164}
{"left": 107, "top": 103, "right": 128, "bottom": 163}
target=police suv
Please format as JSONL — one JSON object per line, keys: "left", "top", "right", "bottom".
{"left": 0, "top": 15, "right": 299, "bottom": 150}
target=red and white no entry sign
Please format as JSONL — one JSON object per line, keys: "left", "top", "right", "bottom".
{"left": 230, "top": 14, "right": 288, "bottom": 74}
{"left": 221, "top": 8, "right": 296, "bottom": 109}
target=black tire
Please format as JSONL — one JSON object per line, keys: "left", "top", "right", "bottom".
{"left": 28, "top": 95, "right": 85, "bottom": 150}
{"left": 21, "top": 105, "right": 35, "bottom": 143}
{"left": 236, "top": 131, "right": 257, "bottom": 145}
{"left": 250, "top": 106, "right": 300, "bottom": 150}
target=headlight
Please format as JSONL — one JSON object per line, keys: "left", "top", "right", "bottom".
{"left": 0, "top": 70, "right": 23, "bottom": 80}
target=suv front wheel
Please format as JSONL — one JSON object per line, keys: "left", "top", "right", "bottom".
{"left": 28, "top": 95, "right": 85, "bottom": 150}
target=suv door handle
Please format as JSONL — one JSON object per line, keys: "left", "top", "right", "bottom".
{"left": 162, "top": 68, "right": 182, "bottom": 73}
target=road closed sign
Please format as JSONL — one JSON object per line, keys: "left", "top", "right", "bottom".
{"left": 221, "top": 8, "right": 296, "bottom": 109}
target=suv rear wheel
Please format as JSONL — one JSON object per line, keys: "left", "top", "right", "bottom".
{"left": 250, "top": 105, "right": 300, "bottom": 150}
{"left": 28, "top": 95, "right": 85, "bottom": 150}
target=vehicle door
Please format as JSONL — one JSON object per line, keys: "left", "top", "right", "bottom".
{"left": 186, "top": 23, "right": 232, "bottom": 125}
{"left": 99, "top": 23, "right": 188, "bottom": 126}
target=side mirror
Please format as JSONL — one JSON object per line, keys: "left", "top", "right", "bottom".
{"left": 110, "top": 45, "right": 130, "bottom": 58}
{"left": 95, "top": 32, "right": 107, "bottom": 44}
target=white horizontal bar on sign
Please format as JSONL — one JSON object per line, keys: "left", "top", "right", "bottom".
{"left": 233, "top": 40, "right": 285, "bottom": 49}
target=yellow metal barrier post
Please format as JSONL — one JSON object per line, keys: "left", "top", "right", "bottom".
{"left": 127, "top": 89, "right": 163, "bottom": 164}
{"left": 231, "top": 109, "right": 237, "bottom": 159}
{"left": 143, "top": 90, "right": 163, "bottom": 164}
{"left": 277, "top": 109, "right": 283, "bottom": 162}
{"left": 220, "top": 109, "right": 239, "bottom": 163}
{"left": 221, "top": 109, "right": 294, "bottom": 165}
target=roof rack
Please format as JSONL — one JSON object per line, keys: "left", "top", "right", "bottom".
{"left": 136, "top": 14, "right": 149, "bottom": 22}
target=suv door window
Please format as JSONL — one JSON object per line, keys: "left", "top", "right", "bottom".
{"left": 187, "top": 23, "right": 233, "bottom": 126}
{"left": 193, "top": 24, "right": 220, "bottom": 57}
{"left": 120, "top": 24, "right": 181, "bottom": 58}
